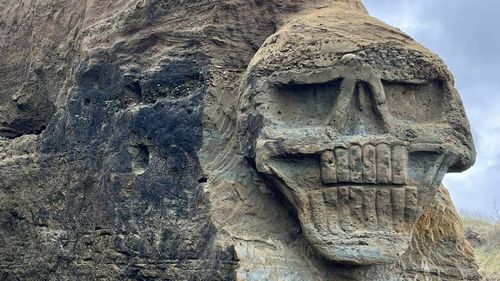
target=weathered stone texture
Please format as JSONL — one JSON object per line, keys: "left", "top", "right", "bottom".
{"left": 0, "top": 0, "right": 481, "bottom": 280}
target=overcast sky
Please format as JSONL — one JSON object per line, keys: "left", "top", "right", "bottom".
{"left": 363, "top": 0, "right": 500, "bottom": 216}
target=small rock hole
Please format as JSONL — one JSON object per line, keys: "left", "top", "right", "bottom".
{"left": 129, "top": 144, "right": 150, "bottom": 175}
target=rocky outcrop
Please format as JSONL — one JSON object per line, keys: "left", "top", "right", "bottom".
{"left": 0, "top": 0, "right": 480, "bottom": 280}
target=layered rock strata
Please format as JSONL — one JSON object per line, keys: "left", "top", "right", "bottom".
{"left": 0, "top": 0, "right": 480, "bottom": 280}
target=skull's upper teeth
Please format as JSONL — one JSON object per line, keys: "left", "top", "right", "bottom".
{"left": 321, "top": 144, "right": 408, "bottom": 185}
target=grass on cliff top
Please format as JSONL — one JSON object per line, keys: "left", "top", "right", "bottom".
{"left": 461, "top": 213, "right": 500, "bottom": 280}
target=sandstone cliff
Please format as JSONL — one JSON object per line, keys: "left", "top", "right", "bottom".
{"left": 0, "top": 0, "right": 480, "bottom": 280}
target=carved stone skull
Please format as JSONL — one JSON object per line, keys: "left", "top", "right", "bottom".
{"left": 237, "top": 5, "right": 475, "bottom": 265}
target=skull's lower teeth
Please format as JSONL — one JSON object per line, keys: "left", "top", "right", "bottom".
{"left": 320, "top": 144, "right": 408, "bottom": 185}
{"left": 308, "top": 186, "right": 419, "bottom": 236}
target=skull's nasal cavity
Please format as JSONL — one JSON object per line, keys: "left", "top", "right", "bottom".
{"left": 341, "top": 82, "right": 387, "bottom": 136}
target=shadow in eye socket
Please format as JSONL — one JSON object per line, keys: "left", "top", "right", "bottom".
{"left": 270, "top": 80, "right": 342, "bottom": 127}
{"left": 383, "top": 80, "right": 445, "bottom": 123}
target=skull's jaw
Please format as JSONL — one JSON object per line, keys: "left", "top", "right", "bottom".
{"left": 301, "top": 216, "right": 411, "bottom": 265}
{"left": 301, "top": 221, "right": 411, "bottom": 265}
{"left": 301, "top": 185, "right": 418, "bottom": 265}
{"left": 268, "top": 175, "right": 420, "bottom": 265}
{"left": 256, "top": 140, "right": 455, "bottom": 265}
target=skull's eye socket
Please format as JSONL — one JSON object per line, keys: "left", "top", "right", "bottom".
{"left": 269, "top": 80, "right": 342, "bottom": 127}
{"left": 383, "top": 80, "right": 446, "bottom": 123}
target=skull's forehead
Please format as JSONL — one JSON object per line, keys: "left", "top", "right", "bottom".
{"left": 247, "top": 7, "right": 451, "bottom": 83}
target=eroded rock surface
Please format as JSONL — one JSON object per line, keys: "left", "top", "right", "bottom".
{"left": 0, "top": 0, "right": 480, "bottom": 280}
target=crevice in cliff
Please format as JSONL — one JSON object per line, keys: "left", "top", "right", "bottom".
{"left": 0, "top": 114, "right": 52, "bottom": 139}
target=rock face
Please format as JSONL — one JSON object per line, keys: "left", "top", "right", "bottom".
{"left": 0, "top": 0, "right": 480, "bottom": 280}
{"left": 236, "top": 1, "right": 475, "bottom": 267}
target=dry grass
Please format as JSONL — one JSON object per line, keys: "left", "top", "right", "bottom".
{"left": 461, "top": 214, "right": 500, "bottom": 281}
